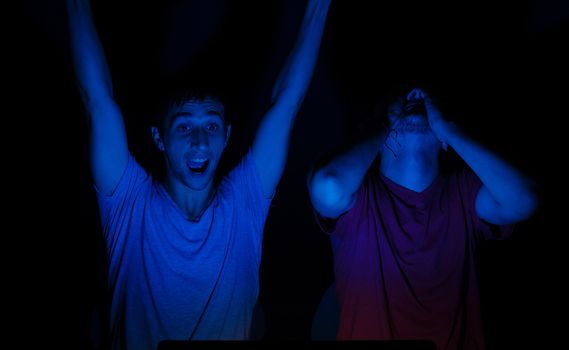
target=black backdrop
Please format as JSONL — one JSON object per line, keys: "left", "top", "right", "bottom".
{"left": 20, "top": 0, "right": 567, "bottom": 348}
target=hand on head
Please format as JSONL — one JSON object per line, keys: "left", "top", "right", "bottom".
{"left": 406, "top": 88, "right": 449, "bottom": 150}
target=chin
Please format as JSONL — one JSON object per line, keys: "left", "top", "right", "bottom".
{"left": 186, "top": 174, "right": 215, "bottom": 191}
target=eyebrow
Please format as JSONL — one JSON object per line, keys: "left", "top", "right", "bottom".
{"left": 205, "top": 110, "right": 223, "bottom": 118}
{"left": 169, "top": 112, "right": 224, "bottom": 128}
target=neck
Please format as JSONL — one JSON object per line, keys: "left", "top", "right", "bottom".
{"left": 379, "top": 132, "right": 440, "bottom": 192}
{"left": 164, "top": 177, "right": 216, "bottom": 221}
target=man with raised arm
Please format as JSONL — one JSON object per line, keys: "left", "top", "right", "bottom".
{"left": 67, "top": 0, "right": 331, "bottom": 348}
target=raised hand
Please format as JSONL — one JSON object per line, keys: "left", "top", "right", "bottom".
{"left": 408, "top": 88, "right": 450, "bottom": 150}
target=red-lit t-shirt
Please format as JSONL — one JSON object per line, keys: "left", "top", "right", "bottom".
{"left": 316, "top": 169, "right": 513, "bottom": 350}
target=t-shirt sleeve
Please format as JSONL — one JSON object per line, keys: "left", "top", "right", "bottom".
{"left": 459, "top": 169, "right": 515, "bottom": 240}
{"left": 313, "top": 210, "right": 339, "bottom": 235}
{"left": 223, "top": 150, "right": 273, "bottom": 238}
{"left": 95, "top": 154, "right": 152, "bottom": 248}
{"left": 313, "top": 181, "right": 366, "bottom": 236}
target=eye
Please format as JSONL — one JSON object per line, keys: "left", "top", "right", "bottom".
{"left": 176, "top": 124, "right": 191, "bottom": 133}
{"left": 206, "top": 123, "right": 220, "bottom": 132}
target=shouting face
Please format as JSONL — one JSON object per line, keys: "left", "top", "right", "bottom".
{"left": 153, "top": 97, "right": 230, "bottom": 192}
{"left": 386, "top": 89, "right": 431, "bottom": 134}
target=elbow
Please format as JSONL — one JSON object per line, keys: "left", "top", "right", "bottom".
{"left": 307, "top": 170, "right": 351, "bottom": 219}
{"left": 506, "top": 187, "right": 542, "bottom": 222}
{"left": 518, "top": 179, "right": 542, "bottom": 220}
{"left": 271, "top": 80, "right": 307, "bottom": 112}
{"left": 518, "top": 188, "right": 541, "bottom": 220}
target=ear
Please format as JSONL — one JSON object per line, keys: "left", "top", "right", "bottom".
{"left": 224, "top": 125, "right": 231, "bottom": 148}
{"left": 151, "top": 127, "right": 165, "bottom": 151}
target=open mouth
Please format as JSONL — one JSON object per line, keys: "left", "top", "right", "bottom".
{"left": 187, "top": 158, "right": 210, "bottom": 174}
{"left": 403, "top": 102, "right": 425, "bottom": 116}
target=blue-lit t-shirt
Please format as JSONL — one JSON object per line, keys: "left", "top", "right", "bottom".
{"left": 97, "top": 151, "right": 271, "bottom": 350}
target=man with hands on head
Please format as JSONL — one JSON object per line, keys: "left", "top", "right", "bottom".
{"left": 308, "top": 86, "right": 539, "bottom": 350}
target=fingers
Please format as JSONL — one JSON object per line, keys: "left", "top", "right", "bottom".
{"left": 416, "top": 89, "right": 436, "bottom": 110}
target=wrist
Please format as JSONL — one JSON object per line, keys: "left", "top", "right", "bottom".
{"left": 437, "top": 121, "right": 460, "bottom": 145}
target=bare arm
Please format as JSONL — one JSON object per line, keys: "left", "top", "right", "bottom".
{"left": 252, "top": 0, "right": 331, "bottom": 198}
{"left": 307, "top": 133, "right": 384, "bottom": 219}
{"left": 67, "top": 0, "right": 128, "bottom": 195}
{"left": 423, "top": 92, "right": 540, "bottom": 225}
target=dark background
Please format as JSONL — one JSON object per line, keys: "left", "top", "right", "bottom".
{"left": 19, "top": 0, "right": 567, "bottom": 348}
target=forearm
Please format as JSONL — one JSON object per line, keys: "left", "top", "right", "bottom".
{"left": 252, "top": 0, "right": 331, "bottom": 197}
{"left": 271, "top": 0, "right": 331, "bottom": 111}
{"left": 444, "top": 124, "right": 539, "bottom": 213}
{"left": 67, "top": 0, "right": 129, "bottom": 195}
{"left": 309, "top": 133, "right": 382, "bottom": 214}
{"left": 67, "top": 0, "right": 114, "bottom": 108}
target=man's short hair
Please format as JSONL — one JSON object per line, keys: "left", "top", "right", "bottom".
{"left": 151, "top": 86, "right": 231, "bottom": 131}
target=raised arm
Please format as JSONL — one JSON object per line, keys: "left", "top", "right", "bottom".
{"left": 252, "top": 0, "right": 331, "bottom": 198}
{"left": 307, "top": 133, "right": 384, "bottom": 219}
{"left": 422, "top": 91, "right": 540, "bottom": 225}
{"left": 67, "top": 0, "right": 128, "bottom": 195}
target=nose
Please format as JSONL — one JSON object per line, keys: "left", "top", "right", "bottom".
{"left": 406, "top": 88, "right": 424, "bottom": 103}
{"left": 190, "top": 129, "right": 209, "bottom": 150}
